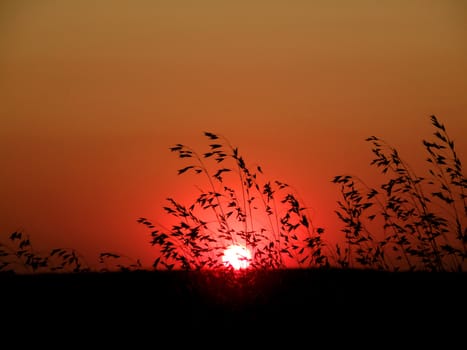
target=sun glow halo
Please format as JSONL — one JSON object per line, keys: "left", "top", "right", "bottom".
{"left": 222, "top": 244, "right": 252, "bottom": 270}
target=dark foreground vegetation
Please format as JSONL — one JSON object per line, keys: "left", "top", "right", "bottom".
{"left": 2, "top": 269, "right": 467, "bottom": 330}
{"left": 1, "top": 116, "right": 465, "bottom": 339}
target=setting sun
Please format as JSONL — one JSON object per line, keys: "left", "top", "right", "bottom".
{"left": 222, "top": 245, "right": 252, "bottom": 270}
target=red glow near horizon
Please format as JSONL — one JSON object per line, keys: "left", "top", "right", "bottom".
{"left": 222, "top": 244, "right": 252, "bottom": 270}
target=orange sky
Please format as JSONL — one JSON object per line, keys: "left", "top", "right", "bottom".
{"left": 1, "top": 0, "right": 466, "bottom": 270}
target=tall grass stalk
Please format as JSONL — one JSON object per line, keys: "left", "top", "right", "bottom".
{"left": 138, "top": 132, "right": 329, "bottom": 270}
{"left": 332, "top": 115, "right": 466, "bottom": 271}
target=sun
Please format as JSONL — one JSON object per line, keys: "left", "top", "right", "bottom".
{"left": 222, "top": 244, "right": 252, "bottom": 270}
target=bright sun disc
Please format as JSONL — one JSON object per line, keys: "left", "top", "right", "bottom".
{"left": 222, "top": 244, "right": 252, "bottom": 270}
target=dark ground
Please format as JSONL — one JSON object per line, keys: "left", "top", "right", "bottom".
{"left": 2, "top": 268, "right": 466, "bottom": 340}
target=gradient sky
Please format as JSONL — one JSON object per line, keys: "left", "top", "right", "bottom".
{"left": 1, "top": 0, "right": 466, "bottom": 269}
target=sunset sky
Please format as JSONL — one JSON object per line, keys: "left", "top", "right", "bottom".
{"left": 1, "top": 0, "right": 466, "bottom": 269}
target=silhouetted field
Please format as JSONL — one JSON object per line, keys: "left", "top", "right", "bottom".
{"left": 2, "top": 116, "right": 465, "bottom": 340}
{"left": 2, "top": 268, "right": 466, "bottom": 332}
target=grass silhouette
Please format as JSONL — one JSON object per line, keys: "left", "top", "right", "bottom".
{"left": 1, "top": 115, "right": 466, "bottom": 333}
{"left": 0, "top": 231, "right": 142, "bottom": 273}
{"left": 332, "top": 115, "right": 466, "bottom": 271}
{"left": 1, "top": 115, "right": 465, "bottom": 273}
{"left": 137, "top": 115, "right": 466, "bottom": 272}
{"left": 138, "top": 131, "right": 329, "bottom": 271}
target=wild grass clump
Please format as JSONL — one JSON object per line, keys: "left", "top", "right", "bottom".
{"left": 332, "top": 116, "right": 466, "bottom": 272}
{"left": 0, "top": 231, "right": 142, "bottom": 274}
{"left": 138, "top": 132, "right": 329, "bottom": 271}
{"left": 0, "top": 232, "right": 87, "bottom": 273}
